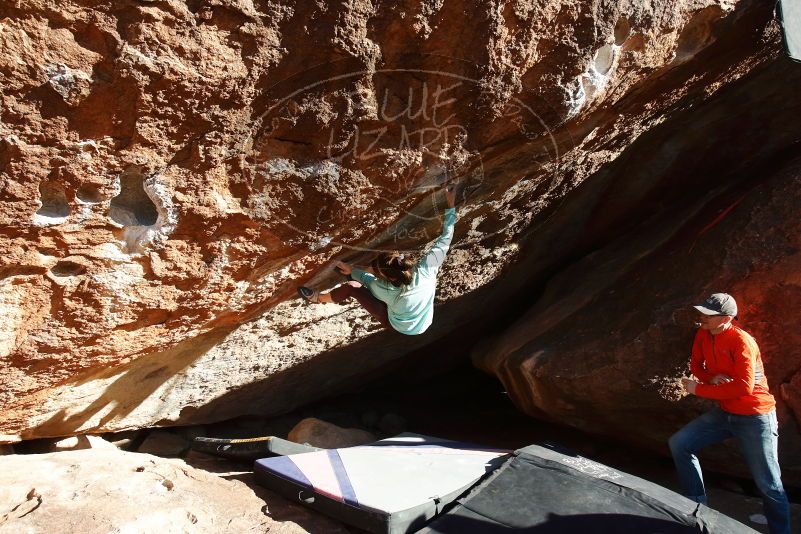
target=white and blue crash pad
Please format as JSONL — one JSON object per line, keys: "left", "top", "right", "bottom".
{"left": 254, "top": 433, "right": 510, "bottom": 534}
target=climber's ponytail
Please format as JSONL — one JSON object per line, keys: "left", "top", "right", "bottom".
{"left": 372, "top": 251, "right": 414, "bottom": 287}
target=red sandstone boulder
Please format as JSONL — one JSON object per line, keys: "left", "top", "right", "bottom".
{"left": 1, "top": 0, "right": 799, "bottom": 467}
{"left": 288, "top": 417, "right": 376, "bottom": 449}
{"left": 473, "top": 156, "right": 801, "bottom": 483}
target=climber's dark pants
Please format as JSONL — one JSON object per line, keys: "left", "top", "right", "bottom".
{"left": 330, "top": 281, "right": 391, "bottom": 328}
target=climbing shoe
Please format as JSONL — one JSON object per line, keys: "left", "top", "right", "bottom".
{"left": 297, "top": 286, "right": 320, "bottom": 303}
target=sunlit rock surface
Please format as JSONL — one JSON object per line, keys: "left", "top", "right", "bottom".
{"left": 1, "top": 0, "right": 800, "bottom": 486}
{"left": 0, "top": 447, "right": 347, "bottom": 533}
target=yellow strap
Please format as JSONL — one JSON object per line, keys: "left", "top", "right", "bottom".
{"left": 227, "top": 436, "right": 274, "bottom": 444}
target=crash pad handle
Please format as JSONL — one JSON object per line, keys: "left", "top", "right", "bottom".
{"left": 298, "top": 491, "right": 315, "bottom": 504}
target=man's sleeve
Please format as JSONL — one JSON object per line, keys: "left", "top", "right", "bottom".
{"left": 417, "top": 207, "right": 457, "bottom": 276}
{"left": 694, "top": 334, "right": 755, "bottom": 400}
{"left": 690, "top": 332, "right": 715, "bottom": 383}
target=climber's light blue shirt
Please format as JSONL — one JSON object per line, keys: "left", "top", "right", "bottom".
{"left": 350, "top": 207, "right": 457, "bottom": 335}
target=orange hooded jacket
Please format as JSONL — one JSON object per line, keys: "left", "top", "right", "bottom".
{"left": 691, "top": 324, "right": 775, "bottom": 415}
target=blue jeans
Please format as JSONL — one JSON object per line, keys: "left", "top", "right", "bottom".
{"left": 669, "top": 408, "right": 791, "bottom": 534}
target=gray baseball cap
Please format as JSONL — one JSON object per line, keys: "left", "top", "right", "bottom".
{"left": 694, "top": 293, "right": 738, "bottom": 317}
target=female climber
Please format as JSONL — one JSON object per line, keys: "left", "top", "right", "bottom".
{"left": 298, "top": 186, "right": 458, "bottom": 335}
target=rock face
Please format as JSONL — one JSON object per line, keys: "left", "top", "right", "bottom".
{"left": 137, "top": 430, "right": 190, "bottom": 457}
{"left": 288, "top": 417, "right": 376, "bottom": 448}
{"left": 474, "top": 155, "right": 801, "bottom": 483}
{"left": 48, "top": 434, "right": 117, "bottom": 452}
{"left": 0, "top": 448, "right": 348, "bottom": 533}
{"left": 1, "top": 0, "right": 800, "bottom": 474}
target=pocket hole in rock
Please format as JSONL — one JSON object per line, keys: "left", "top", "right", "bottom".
{"left": 50, "top": 260, "right": 86, "bottom": 277}
{"left": 614, "top": 17, "right": 631, "bottom": 46}
{"left": 35, "top": 181, "right": 70, "bottom": 222}
{"left": 109, "top": 168, "right": 158, "bottom": 226}
{"left": 76, "top": 184, "right": 103, "bottom": 203}
{"left": 593, "top": 44, "right": 615, "bottom": 76}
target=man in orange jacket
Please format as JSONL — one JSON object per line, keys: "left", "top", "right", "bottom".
{"left": 669, "top": 293, "right": 790, "bottom": 534}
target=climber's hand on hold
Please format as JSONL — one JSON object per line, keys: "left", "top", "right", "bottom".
{"left": 334, "top": 261, "right": 352, "bottom": 275}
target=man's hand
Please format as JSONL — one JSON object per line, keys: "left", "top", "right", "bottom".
{"left": 710, "top": 374, "right": 732, "bottom": 385}
{"left": 681, "top": 378, "right": 699, "bottom": 395}
{"left": 334, "top": 261, "right": 352, "bottom": 275}
{"left": 444, "top": 186, "right": 456, "bottom": 208}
